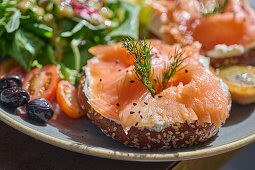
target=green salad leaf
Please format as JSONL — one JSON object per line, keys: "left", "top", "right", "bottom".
{"left": 9, "top": 29, "right": 44, "bottom": 71}
{"left": 37, "top": 44, "right": 56, "bottom": 66}
{"left": 37, "top": 44, "right": 78, "bottom": 84}
{"left": 23, "top": 23, "right": 53, "bottom": 38}
{"left": 61, "top": 19, "right": 106, "bottom": 38}
{"left": 71, "top": 38, "right": 82, "bottom": 72}
{"left": 59, "top": 64, "right": 78, "bottom": 85}
{"left": 5, "top": 8, "right": 21, "bottom": 33}
{"left": 0, "top": 0, "right": 140, "bottom": 85}
{"left": 107, "top": 1, "right": 140, "bottom": 39}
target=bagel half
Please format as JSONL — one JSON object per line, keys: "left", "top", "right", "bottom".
{"left": 210, "top": 47, "right": 255, "bottom": 68}
{"left": 148, "top": 0, "right": 255, "bottom": 68}
{"left": 78, "top": 71, "right": 231, "bottom": 149}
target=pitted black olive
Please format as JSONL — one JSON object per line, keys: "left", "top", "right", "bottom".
{"left": 0, "top": 79, "right": 8, "bottom": 93}
{"left": 26, "top": 98, "right": 54, "bottom": 123}
{"left": 0, "top": 87, "right": 30, "bottom": 107}
{"left": 1, "top": 75, "right": 22, "bottom": 88}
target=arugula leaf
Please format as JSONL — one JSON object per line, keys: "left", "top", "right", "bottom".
{"left": 37, "top": 44, "right": 57, "bottom": 66}
{"left": 62, "top": 44, "right": 92, "bottom": 71}
{"left": 0, "top": 0, "right": 15, "bottom": 17}
{"left": 59, "top": 64, "right": 78, "bottom": 85}
{"left": 0, "top": 17, "right": 5, "bottom": 25}
{"left": 0, "top": 26, "right": 5, "bottom": 36}
{"left": 71, "top": 38, "right": 82, "bottom": 72}
{"left": 61, "top": 18, "right": 106, "bottom": 38}
{"left": 23, "top": 23, "right": 53, "bottom": 38}
{"left": 9, "top": 29, "right": 44, "bottom": 71}
{"left": 31, "top": 59, "right": 43, "bottom": 68}
{"left": 0, "top": 40, "right": 6, "bottom": 56}
{"left": 58, "top": 18, "right": 76, "bottom": 32}
{"left": 107, "top": 1, "right": 140, "bottom": 40}
{"left": 37, "top": 44, "right": 78, "bottom": 84}
{"left": 5, "top": 8, "right": 21, "bottom": 33}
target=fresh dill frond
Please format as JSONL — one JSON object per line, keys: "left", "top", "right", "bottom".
{"left": 122, "top": 37, "right": 186, "bottom": 97}
{"left": 122, "top": 37, "right": 157, "bottom": 97}
{"left": 198, "top": 0, "right": 229, "bottom": 16}
{"left": 154, "top": 49, "right": 185, "bottom": 91}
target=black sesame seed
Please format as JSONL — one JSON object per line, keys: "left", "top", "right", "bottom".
{"left": 115, "top": 60, "right": 120, "bottom": 64}
{"left": 138, "top": 110, "right": 141, "bottom": 113}
{"left": 185, "top": 69, "right": 188, "bottom": 73}
{"left": 144, "top": 101, "right": 148, "bottom": 105}
{"left": 140, "top": 115, "right": 143, "bottom": 119}
{"left": 126, "top": 70, "right": 129, "bottom": 72}
{"left": 133, "top": 102, "right": 137, "bottom": 106}
{"left": 130, "top": 111, "right": 135, "bottom": 114}
{"left": 116, "top": 103, "right": 120, "bottom": 107}
{"left": 130, "top": 80, "right": 135, "bottom": 83}
{"left": 99, "top": 78, "right": 102, "bottom": 82}
{"left": 158, "top": 95, "right": 163, "bottom": 98}
{"left": 135, "top": 122, "right": 138, "bottom": 126}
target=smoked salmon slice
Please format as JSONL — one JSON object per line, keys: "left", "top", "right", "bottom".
{"left": 83, "top": 40, "right": 229, "bottom": 131}
{"left": 150, "top": 0, "right": 255, "bottom": 51}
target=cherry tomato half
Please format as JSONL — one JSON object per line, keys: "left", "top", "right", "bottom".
{"left": 22, "top": 65, "right": 60, "bottom": 101}
{"left": 0, "top": 58, "right": 26, "bottom": 79}
{"left": 56, "top": 80, "right": 83, "bottom": 119}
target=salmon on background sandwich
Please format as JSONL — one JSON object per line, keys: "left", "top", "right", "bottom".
{"left": 149, "top": 0, "right": 255, "bottom": 67}
{"left": 78, "top": 39, "right": 231, "bottom": 149}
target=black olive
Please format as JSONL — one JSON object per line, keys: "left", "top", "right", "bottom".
{"left": 1, "top": 75, "right": 22, "bottom": 88}
{"left": 0, "top": 79, "right": 8, "bottom": 93}
{"left": 0, "top": 87, "right": 30, "bottom": 107}
{"left": 26, "top": 98, "right": 54, "bottom": 124}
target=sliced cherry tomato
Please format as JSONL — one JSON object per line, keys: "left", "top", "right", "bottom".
{"left": 0, "top": 58, "right": 26, "bottom": 79}
{"left": 56, "top": 80, "right": 83, "bottom": 119}
{"left": 22, "top": 65, "right": 60, "bottom": 101}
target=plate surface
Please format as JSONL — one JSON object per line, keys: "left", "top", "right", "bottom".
{"left": 0, "top": 102, "right": 255, "bottom": 161}
{"left": 1, "top": 0, "right": 255, "bottom": 161}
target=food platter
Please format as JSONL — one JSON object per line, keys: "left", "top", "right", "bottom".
{"left": 0, "top": 102, "right": 255, "bottom": 161}
{"left": 1, "top": 0, "right": 255, "bottom": 162}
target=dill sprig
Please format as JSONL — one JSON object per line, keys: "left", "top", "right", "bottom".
{"left": 199, "top": 0, "right": 229, "bottom": 16}
{"left": 122, "top": 37, "right": 156, "bottom": 97}
{"left": 122, "top": 37, "right": 186, "bottom": 97}
{"left": 154, "top": 49, "right": 185, "bottom": 91}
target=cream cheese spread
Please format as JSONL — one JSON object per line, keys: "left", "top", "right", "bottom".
{"left": 207, "top": 44, "right": 246, "bottom": 58}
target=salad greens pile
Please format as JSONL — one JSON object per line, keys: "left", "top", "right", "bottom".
{"left": 0, "top": 0, "right": 140, "bottom": 84}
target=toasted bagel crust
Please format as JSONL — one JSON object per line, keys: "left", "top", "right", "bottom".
{"left": 78, "top": 72, "right": 222, "bottom": 149}
{"left": 210, "top": 48, "right": 255, "bottom": 68}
